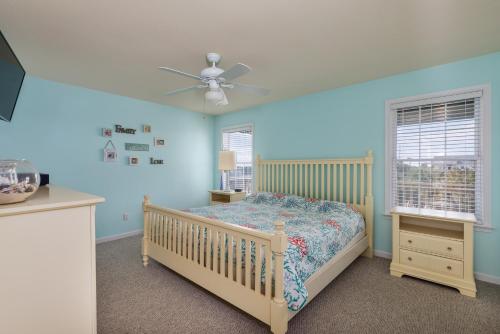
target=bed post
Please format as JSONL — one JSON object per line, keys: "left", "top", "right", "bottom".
{"left": 363, "top": 150, "right": 374, "bottom": 258}
{"left": 255, "top": 154, "right": 261, "bottom": 192}
{"left": 271, "top": 220, "right": 288, "bottom": 334}
{"left": 142, "top": 195, "right": 151, "bottom": 267}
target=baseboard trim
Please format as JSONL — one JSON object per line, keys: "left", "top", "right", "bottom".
{"left": 474, "top": 272, "right": 500, "bottom": 285}
{"left": 96, "top": 229, "right": 143, "bottom": 244}
{"left": 374, "top": 249, "right": 392, "bottom": 259}
{"left": 374, "top": 248, "right": 500, "bottom": 285}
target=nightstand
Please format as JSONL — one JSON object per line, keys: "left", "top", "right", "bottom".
{"left": 390, "top": 207, "right": 477, "bottom": 297}
{"left": 209, "top": 190, "right": 246, "bottom": 205}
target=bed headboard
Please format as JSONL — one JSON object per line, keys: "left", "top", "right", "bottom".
{"left": 255, "top": 150, "right": 374, "bottom": 257}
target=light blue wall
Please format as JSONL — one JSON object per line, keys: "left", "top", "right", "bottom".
{"left": 214, "top": 52, "right": 500, "bottom": 278}
{"left": 2, "top": 53, "right": 498, "bottom": 277}
{"left": 0, "top": 76, "right": 214, "bottom": 238}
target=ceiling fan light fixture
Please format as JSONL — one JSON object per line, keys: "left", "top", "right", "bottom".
{"left": 205, "top": 89, "right": 224, "bottom": 103}
{"left": 160, "top": 52, "right": 270, "bottom": 108}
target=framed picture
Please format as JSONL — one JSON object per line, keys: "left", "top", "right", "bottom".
{"left": 125, "top": 143, "right": 149, "bottom": 151}
{"left": 143, "top": 125, "right": 151, "bottom": 133}
{"left": 103, "top": 140, "right": 118, "bottom": 162}
{"left": 104, "top": 150, "right": 117, "bottom": 162}
{"left": 102, "top": 128, "right": 113, "bottom": 137}
{"left": 128, "top": 156, "right": 139, "bottom": 166}
{"left": 154, "top": 137, "right": 166, "bottom": 147}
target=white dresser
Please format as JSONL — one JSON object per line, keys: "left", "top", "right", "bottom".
{"left": 0, "top": 186, "right": 105, "bottom": 334}
{"left": 390, "top": 207, "right": 476, "bottom": 297}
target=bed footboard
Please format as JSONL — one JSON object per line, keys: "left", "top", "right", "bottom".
{"left": 142, "top": 196, "right": 288, "bottom": 334}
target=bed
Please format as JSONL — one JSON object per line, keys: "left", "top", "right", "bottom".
{"left": 141, "top": 151, "right": 374, "bottom": 334}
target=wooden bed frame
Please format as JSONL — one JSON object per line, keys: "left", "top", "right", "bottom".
{"left": 142, "top": 151, "right": 373, "bottom": 334}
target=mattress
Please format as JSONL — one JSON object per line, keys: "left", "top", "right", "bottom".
{"left": 185, "top": 192, "right": 365, "bottom": 311}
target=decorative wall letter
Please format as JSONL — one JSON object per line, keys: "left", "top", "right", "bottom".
{"left": 150, "top": 158, "right": 164, "bottom": 165}
{"left": 115, "top": 124, "right": 137, "bottom": 134}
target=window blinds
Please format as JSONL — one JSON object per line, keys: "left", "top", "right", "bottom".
{"left": 222, "top": 126, "right": 253, "bottom": 193}
{"left": 391, "top": 95, "right": 483, "bottom": 222}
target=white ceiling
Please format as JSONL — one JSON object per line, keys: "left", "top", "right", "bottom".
{"left": 1, "top": 0, "right": 500, "bottom": 115}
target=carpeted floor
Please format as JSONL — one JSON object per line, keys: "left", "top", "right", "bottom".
{"left": 97, "top": 236, "right": 500, "bottom": 334}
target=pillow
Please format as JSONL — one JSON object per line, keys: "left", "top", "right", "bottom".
{"left": 247, "top": 192, "right": 362, "bottom": 216}
{"left": 245, "top": 192, "right": 287, "bottom": 205}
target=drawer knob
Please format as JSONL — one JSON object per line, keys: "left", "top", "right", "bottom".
{"left": 447, "top": 265, "right": 452, "bottom": 271}
{"left": 408, "top": 239, "right": 413, "bottom": 244}
{"left": 407, "top": 257, "right": 412, "bottom": 261}
{"left": 447, "top": 247, "right": 452, "bottom": 251}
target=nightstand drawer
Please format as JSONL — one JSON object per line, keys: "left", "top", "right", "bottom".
{"left": 400, "top": 249, "right": 463, "bottom": 279}
{"left": 400, "top": 231, "right": 463, "bottom": 259}
{"left": 209, "top": 191, "right": 246, "bottom": 206}
{"left": 211, "top": 193, "right": 230, "bottom": 203}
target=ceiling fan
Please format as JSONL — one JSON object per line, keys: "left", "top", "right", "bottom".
{"left": 159, "top": 53, "right": 270, "bottom": 106}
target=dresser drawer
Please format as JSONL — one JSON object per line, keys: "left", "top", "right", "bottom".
{"left": 400, "top": 231, "right": 463, "bottom": 259}
{"left": 400, "top": 249, "right": 463, "bottom": 278}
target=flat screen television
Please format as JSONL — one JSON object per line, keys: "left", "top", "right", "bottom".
{"left": 0, "top": 30, "right": 25, "bottom": 122}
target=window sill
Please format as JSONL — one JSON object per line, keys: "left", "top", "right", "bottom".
{"left": 474, "top": 225, "right": 495, "bottom": 233}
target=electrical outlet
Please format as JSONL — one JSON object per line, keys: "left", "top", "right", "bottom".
{"left": 122, "top": 213, "right": 128, "bottom": 221}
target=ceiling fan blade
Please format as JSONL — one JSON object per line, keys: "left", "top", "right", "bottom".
{"left": 159, "top": 67, "right": 202, "bottom": 80}
{"left": 216, "top": 89, "right": 229, "bottom": 106}
{"left": 217, "top": 63, "right": 251, "bottom": 82}
{"left": 229, "top": 82, "right": 270, "bottom": 96}
{"left": 164, "top": 85, "right": 205, "bottom": 96}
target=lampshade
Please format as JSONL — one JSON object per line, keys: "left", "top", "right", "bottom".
{"left": 205, "top": 89, "right": 224, "bottom": 103}
{"left": 218, "top": 151, "right": 236, "bottom": 171}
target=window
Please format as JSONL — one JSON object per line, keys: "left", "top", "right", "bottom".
{"left": 385, "top": 86, "right": 491, "bottom": 226}
{"left": 222, "top": 125, "right": 253, "bottom": 193}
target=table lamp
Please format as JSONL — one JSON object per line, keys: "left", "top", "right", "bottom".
{"left": 218, "top": 151, "right": 236, "bottom": 192}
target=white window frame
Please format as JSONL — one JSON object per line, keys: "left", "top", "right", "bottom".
{"left": 385, "top": 85, "right": 492, "bottom": 228}
{"left": 220, "top": 123, "right": 255, "bottom": 193}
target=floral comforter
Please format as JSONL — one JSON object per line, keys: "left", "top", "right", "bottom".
{"left": 185, "top": 192, "right": 365, "bottom": 311}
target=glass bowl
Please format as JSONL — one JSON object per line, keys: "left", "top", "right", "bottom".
{"left": 0, "top": 160, "right": 40, "bottom": 204}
